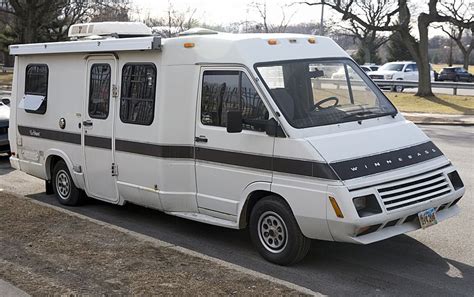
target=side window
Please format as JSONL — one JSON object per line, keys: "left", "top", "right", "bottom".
{"left": 25, "top": 64, "right": 48, "bottom": 114}
{"left": 120, "top": 63, "right": 156, "bottom": 125}
{"left": 89, "top": 64, "right": 111, "bottom": 119}
{"left": 405, "top": 64, "right": 416, "bottom": 72}
{"left": 201, "top": 70, "right": 269, "bottom": 132}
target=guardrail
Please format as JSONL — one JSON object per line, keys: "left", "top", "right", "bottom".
{"left": 373, "top": 79, "right": 474, "bottom": 95}
{"left": 0, "top": 66, "right": 13, "bottom": 73}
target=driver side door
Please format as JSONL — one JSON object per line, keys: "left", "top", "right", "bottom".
{"left": 194, "top": 68, "right": 275, "bottom": 219}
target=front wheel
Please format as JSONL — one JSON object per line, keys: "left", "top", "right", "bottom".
{"left": 249, "top": 196, "right": 311, "bottom": 265}
{"left": 52, "top": 160, "right": 85, "bottom": 206}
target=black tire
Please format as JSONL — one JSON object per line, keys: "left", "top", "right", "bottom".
{"left": 52, "top": 160, "right": 85, "bottom": 206}
{"left": 249, "top": 196, "right": 311, "bottom": 265}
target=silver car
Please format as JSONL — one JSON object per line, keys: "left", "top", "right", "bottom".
{"left": 0, "top": 98, "right": 10, "bottom": 154}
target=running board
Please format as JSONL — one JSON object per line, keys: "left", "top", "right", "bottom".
{"left": 166, "top": 211, "right": 239, "bottom": 229}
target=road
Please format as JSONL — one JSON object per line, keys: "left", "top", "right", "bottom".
{"left": 0, "top": 125, "right": 473, "bottom": 296}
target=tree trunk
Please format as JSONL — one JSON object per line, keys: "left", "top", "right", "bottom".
{"left": 363, "top": 46, "right": 371, "bottom": 64}
{"left": 462, "top": 48, "right": 472, "bottom": 71}
{"left": 415, "top": 16, "right": 433, "bottom": 97}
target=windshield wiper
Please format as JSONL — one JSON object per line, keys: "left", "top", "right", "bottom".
{"left": 343, "top": 110, "right": 397, "bottom": 121}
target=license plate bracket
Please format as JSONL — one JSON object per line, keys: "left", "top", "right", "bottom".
{"left": 418, "top": 207, "right": 438, "bottom": 229}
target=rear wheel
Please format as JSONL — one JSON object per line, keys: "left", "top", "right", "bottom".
{"left": 394, "top": 84, "right": 404, "bottom": 93}
{"left": 249, "top": 196, "right": 311, "bottom": 265}
{"left": 52, "top": 160, "right": 85, "bottom": 206}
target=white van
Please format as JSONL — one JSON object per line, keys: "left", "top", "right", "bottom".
{"left": 8, "top": 22, "right": 465, "bottom": 265}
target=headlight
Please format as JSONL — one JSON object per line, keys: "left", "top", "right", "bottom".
{"left": 384, "top": 74, "right": 393, "bottom": 79}
{"left": 353, "top": 194, "right": 382, "bottom": 217}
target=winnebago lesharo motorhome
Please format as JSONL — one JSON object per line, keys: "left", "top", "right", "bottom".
{"left": 9, "top": 22, "right": 465, "bottom": 265}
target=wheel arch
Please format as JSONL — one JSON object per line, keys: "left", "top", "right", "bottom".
{"left": 238, "top": 183, "right": 293, "bottom": 229}
{"left": 44, "top": 149, "right": 85, "bottom": 190}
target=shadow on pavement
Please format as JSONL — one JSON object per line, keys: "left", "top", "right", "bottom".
{"left": 26, "top": 192, "right": 474, "bottom": 296}
{"left": 0, "top": 154, "right": 13, "bottom": 176}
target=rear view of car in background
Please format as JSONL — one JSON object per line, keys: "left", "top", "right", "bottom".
{"left": 0, "top": 98, "right": 10, "bottom": 154}
{"left": 438, "top": 67, "right": 473, "bottom": 82}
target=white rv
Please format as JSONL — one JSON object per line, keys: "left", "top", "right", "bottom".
{"left": 8, "top": 22, "right": 465, "bottom": 265}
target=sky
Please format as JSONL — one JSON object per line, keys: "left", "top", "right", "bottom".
{"left": 131, "top": 0, "right": 326, "bottom": 26}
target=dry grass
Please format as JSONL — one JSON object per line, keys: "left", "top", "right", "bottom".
{"left": 0, "top": 73, "right": 13, "bottom": 86}
{"left": 386, "top": 92, "right": 474, "bottom": 115}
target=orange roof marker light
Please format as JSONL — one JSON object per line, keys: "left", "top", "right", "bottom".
{"left": 184, "top": 42, "right": 195, "bottom": 48}
{"left": 267, "top": 39, "right": 278, "bottom": 45}
{"left": 308, "top": 37, "right": 317, "bottom": 44}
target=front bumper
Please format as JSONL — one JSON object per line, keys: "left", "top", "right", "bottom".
{"left": 326, "top": 163, "right": 465, "bottom": 244}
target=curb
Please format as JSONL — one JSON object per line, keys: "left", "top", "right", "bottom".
{"left": 9, "top": 192, "right": 322, "bottom": 296}
{"left": 403, "top": 113, "right": 474, "bottom": 126}
{"left": 0, "top": 279, "right": 30, "bottom": 297}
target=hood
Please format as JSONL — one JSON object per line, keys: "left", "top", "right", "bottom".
{"left": 0, "top": 104, "right": 10, "bottom": 122}
{"left": 368, "top": 70, "right": 397, "bottom": 76}
{"left": 306, "top": 121, "right": 445, "bottom": 180}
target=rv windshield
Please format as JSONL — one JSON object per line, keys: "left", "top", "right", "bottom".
{"left": 255, "top": 59, "right": 397, "bottom": 128}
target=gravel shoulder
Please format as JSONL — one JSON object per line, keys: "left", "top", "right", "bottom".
{"left": 0, "top": 191, "right": 304, "bottom": 296}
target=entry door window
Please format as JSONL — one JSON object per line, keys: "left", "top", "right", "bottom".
{"left": 201, "top": 71, "right": 269, "bottom": 132}
{"left": 89, "top": 64, "right": 111, "bottom": 119}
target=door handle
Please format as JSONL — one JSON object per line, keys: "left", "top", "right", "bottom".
{"left": 194, "top": 136, "right": 208, "bottom": 143}
{"left": 82, "top": 120, "right": 93, "bottom": 127}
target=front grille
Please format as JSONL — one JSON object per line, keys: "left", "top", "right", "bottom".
{"left": 370, "top": 75, "right": 384, "bottom": 79}
{"left": 377, "top": 172, "right": 452, "bottom": 211}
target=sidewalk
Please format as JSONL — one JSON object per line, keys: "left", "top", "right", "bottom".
{"left": 0, "top": 280, "right": 29, "bottom": 297}
{"left": 403, "top": 112, "right": 474, "bottom": 125}
{"left": 0, "top": 192, "right": 309, "bottom": 296}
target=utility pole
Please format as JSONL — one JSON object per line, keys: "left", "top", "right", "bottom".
{"left": 319, "top": 0, "right": 325, "bottom": 35}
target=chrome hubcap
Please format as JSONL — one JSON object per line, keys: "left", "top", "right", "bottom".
{"left": 257, "top": 211, "right": 288, "bottom": 253}
{"left": 56, "top": 170, "right": 71, "bottom": 199}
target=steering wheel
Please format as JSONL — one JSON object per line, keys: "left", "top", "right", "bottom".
{"left": 313, "top": 96, "right": 339, "bottom": 110}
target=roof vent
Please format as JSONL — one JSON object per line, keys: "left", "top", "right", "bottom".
{"left": 68, "top": 22, "right": 152, "bottom": 39}
{"left": 178, "top": 28, "right": 219, "bottom": 36}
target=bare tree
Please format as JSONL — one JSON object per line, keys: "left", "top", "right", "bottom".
{"left": 90, "top": 1, "right": 131, "bottom": 23}
{"left": 301, "top": 0, "right": 474, "bottom": 97}
{"left": 250, "top": 1, "right": 297, "bottom": 33}
{"left": 145, "top": 1, "right": 198, "bottom": 37}
{"left": 439, "top": 0, "right": 473, "bottom": 70}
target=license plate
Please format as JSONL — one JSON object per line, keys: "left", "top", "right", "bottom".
{"left": 418, "top": 207, "right": 438, "bottom": 229}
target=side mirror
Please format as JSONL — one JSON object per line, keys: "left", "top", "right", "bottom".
{"left": 405, "top": 68, "right": 412, "bottom": 72}
{"left": 265, "top": 118, "right": 285, "bottom": 137}
{"left": 226, "top": 111, "right": 242, "bottom": 133}
{"left": 1, "top": 98, "right": 10, "bottom": 106}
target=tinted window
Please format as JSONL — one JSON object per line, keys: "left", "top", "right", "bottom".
{"left": 201, "top": 71, "right": 269, "bottom": 131}
{"left": 89, "top": 64, "right": 111, "bottom": 119}
{"left": 120, "top": 64, "right": 156, "bottom": 125}
{"left": 405, "top": 64, "right": 417, "bottom": 72}
{"left": 25, "top": 64, "right": 48, "bottom": 114}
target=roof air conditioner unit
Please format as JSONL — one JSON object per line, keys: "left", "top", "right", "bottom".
{"left": 68, "top": 22, "right": 152, "bottom": 39}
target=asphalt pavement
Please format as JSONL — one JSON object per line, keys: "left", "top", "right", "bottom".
{"left": 0, "top": 125, "right": 473, "bottom": 296}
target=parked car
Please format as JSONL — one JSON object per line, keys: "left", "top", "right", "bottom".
{"left": 368, "top": 61, "right": 435, "bottom": 92}
{"left": 363, "top": 64, "right": 380, "bottom": 71}
{"left": 0, "top": 98, "right": 10, "bottom": 154}
{"left": 360, "top": 66, "right": 372, "bottom": 72}
{"left": 438, "top": 67, "right": 473, "bottom": 82}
